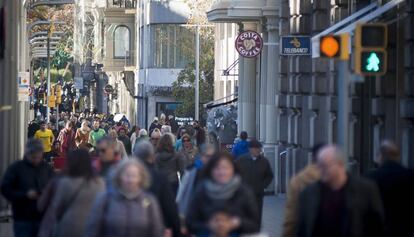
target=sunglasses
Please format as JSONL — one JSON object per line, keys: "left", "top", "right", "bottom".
{"left": 183, "top": 139, "right": 191, "bottom": 142}
{"left": 98, "top": 148, "right": 106, "bottom": 154}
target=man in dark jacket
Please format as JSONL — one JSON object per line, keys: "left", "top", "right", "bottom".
{"left": 368, "top": 140, "right": 414, "bottom": 237}
{"left": 232, "top": 131, "right": 249, "bottom": 159}
{"left": 296, "top": 145, "right": 384, "bottom": 237}
{"left": 133, "top": 141, "right": 182, "bottom": 237}
{"left": 1, "top": 139, "right": 54, "bottom": 237}
{"left": 237, "top": 139, "right": 274, "bottom": 227}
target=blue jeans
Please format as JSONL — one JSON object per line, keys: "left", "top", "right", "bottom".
{"left": 13, "top": 221, "right": 40, "bottom": 237}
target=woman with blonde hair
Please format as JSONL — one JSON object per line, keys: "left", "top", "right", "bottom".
{"left": 85, "top": 159, "right": 165, "bottom": 237}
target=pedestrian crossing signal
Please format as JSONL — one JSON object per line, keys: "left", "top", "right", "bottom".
{"left": 354, "top": 23, "right": 387, "bottom": 76}
{"left": 359, "top": 50, "right": 386, "bottom": 75}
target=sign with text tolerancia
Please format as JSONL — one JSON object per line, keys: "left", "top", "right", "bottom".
{"left": 235, "top": 31, "right": 263, "bottom": 58}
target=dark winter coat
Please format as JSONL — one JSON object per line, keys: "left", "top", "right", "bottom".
{"left": 84, "top": 190, "right": 164, "bottom": 237}
{"left": 1, "top": 159, "right": 54, "bottom": 221}
{"left": 236, "top": 154, "right": 274, "bottom": 196}
{"left": 367, "top": 161, "right": 414, "bottom": 237}
{"left": 118, "top": 135, "right": 131, "bottom": 155}
{"left": 231, "top": 140, "right": 249, "bottom": 159}
{"left": 296, "top": 175, "right": 385, "bottom": 237}
{"left": 186, "top": 182, "right": 260, "bottom": 235}
{"left": 155, "top": 151, "right": 182, "bottom": 184}
{"left": 146, "top": 163, "right": 181, "bottom": 237}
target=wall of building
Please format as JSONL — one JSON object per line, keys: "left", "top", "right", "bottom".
{"left": 0, "top": 0, "right": 29, "bottom": 214}
{"left": 208, "top": 0, "right": 414, "bottom": 194}
{"left": 135, "top": 0, "right": 191, "bottom": 128}
{"left": 213, "top": 23, "right": 239, "bottom": 101}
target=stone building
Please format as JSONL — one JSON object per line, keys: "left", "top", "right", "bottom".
{"left": 207, "top": 0, "right": 414, "bottom": 194}
{"left": 0, "top": 0, "right": 30, "bottom": 221}
{"left": 135, "top": 0, "right": 191, "bottom": 129}
{"left": 73, "top": 0, "right": 137, "bottom": 121}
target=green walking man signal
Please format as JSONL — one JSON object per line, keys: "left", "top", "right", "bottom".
{"left": 354, "top": 23, "right": 387, "bottom": 76}
{"left": 366, "top": 52, "right": 380, "bottom": 72}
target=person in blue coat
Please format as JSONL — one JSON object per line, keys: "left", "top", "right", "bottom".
{"left": 231, "top": 131, "right": 249, "bottom": 159}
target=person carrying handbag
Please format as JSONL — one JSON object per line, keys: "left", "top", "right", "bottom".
{"left": 38, "top": 150, "right": 105, "bottom": 237}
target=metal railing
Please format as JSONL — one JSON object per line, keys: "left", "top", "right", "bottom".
{"left": 107, "top": 0, "right": 137, "bottom": 9}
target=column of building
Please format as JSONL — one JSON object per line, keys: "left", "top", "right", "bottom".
{"left": 403, "top": 0, "right": 414, "bottom": 167}
{"left": 239, "top": 23, "right": 258, "bottom": 137}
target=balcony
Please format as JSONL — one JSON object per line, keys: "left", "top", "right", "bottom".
{"left": 107, "top": 0, "right": 136, "bottom": 9}
{"left": 29, "top": 0, "right": 74, "bottom": 8}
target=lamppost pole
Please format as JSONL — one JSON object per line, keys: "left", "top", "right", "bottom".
{"left": 46, "top": 35, "right": 51, "bottom": 123}
{"left": 195, "top": 24, "right": 200, "bottom": 122}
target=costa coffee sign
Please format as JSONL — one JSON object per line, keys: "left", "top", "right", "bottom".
{"left": 235, "top": 31, "right": 263, "bottom": 58}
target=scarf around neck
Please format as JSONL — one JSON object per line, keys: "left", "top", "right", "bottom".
{"left": 205, "top": 175, "right": 241, "bottom": 200}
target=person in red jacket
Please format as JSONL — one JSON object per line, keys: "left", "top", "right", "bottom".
{"left": 57, "top": 121, "right": 76, "bottom": 155}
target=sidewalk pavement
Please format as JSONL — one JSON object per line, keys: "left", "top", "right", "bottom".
{"left": 262, "top": 195, "right": 286, "bottom": 237}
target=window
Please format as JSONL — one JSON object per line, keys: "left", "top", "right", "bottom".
{"left": 149, "top": 24, "right": 194, "bottom": 68}
{"left": 114, "top": 26, "right": 130, "bottom": 58}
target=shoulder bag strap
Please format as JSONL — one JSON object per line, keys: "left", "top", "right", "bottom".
{"left": 56, "top": 180, "right": 87, "bottom": 221}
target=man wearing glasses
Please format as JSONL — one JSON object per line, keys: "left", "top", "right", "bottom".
{"left": 150, "top": 128, "right": 162, "bottom": 148}
{"left": 95, "top": 136, "right": 121, "bottom": 178}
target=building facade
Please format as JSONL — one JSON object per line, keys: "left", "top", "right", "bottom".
{"left": 208, "top": 0, "right": 414, "bottom": 194}
{"left": 0, "top": 0, "right": 30, "bottom": 221}
{"left": 136, "top": 0, "right": 191, "bottom": 129}
{"left": 74, "top": 0, "right": 137, "bottom": 122}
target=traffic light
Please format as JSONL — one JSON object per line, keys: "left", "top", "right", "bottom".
{"left": 354, "top": 23, "right": 387, "bottom": 76}
{"left": 55, "top": 84, "right": 62, "bottom": 104}
{"left": 319, "top": 34, "right": 349, "bottom": 60}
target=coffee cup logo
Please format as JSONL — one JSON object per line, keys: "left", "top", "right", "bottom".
{"left": 235, "top": 31, "right": 263, "bottom": 58}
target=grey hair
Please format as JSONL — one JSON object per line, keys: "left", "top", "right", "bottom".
{"left": 133, "top": 141, "right": 154, "bottom": 162}
{"left": 161, "top": 125, "right": 172, "bottom": 134}
{"left": 25, "top": 138, "right": 44, "bottom": 155}
{"left": 112, "top": 159, "right": 151, "bottom": 190}
{"left": 138, "top": 129, "right": 148, "bottom": 137}
{"left": 317, "top": 144, "right": 346, "bottom": 164}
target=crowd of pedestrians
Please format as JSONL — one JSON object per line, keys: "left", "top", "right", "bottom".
{"left": 1, "top": 112, "right": 414, "bottom": 237}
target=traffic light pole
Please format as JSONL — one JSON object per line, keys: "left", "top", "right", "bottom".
{"left": 337, "top": 60, "right": 349, "bottom": 164}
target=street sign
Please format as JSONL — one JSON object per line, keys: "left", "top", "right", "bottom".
{"left": 104, "top": 84, "right": 114, "bottom": 94}
{"left": 280, "top": 36, "right": 311, "bottom": 56}
{"left": 17, "top": 72, "right": 30, "bottom": 102}
{"left": 235, "top": 31, "right": 263, "bottom": 58}
{"left": 74, "top": 77, "right": 83, "bottom": 90}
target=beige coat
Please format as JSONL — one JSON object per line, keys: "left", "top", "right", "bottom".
{"left": 282, "top": 164, "right": 320, "bottom": 237}
{"left": 39, "top": 177, "right": 105, "bottom": 237}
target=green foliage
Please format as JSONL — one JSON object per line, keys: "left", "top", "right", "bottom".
{"left": 51, "top": 48, "right": 72, "bottom": 69}
{"left": 33, "top": 68, "right": 72, "bottom": 84}
{"left": 172, "top": 28, "right": 215, "bottom": 121}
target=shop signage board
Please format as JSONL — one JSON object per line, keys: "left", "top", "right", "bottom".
{"left": 280, "top": 36, "right": 311, "bottom": 56}
{"left": 17, "top": 72, "right": 30, "bottom": 102}
{"left": 74, "top": 77, "right": 84, "bottom": 90}
{"left": 235, "top": 31, "right": 263, "bottom": 58}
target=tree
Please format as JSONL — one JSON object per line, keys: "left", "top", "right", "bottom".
{"left": 171, "top": 0, "right": 215, "bottom": 123}
{"left": 28, "top": 5, "right": 74, "bottom": 84}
